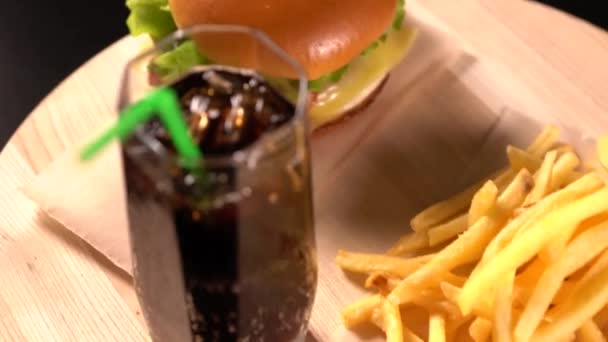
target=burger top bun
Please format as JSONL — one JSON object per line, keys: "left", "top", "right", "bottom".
{"left": 168, "top": 0, "right": 397, "bottom": 80}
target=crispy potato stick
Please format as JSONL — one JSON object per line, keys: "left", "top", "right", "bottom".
{"left": 410, "top": 179, "right": 486, "bottom": 232}
{"left": 599, "top": 136, "right": 608, "bottom": 169}
{"left": 442, "top": 282, "right": 493, "bottom": 319}
{"left": 576, "top": 320, "right": 606, "bottom": 342}
{"left": 515, "top": 220, "right": 608, "bottom": 341}
{"left": 365, "top": 272, "right": 401, "bottom": 294}
{"left": 410, "top": 168, "right": 514, "bottom": 232}
{"left": 458, "top": 188, "right": 608, "bottom": 315}
{"left": 427, "top": 214, "right": 468, "bottom": 247}
{"left": 494, "top": 168, "right": 534, "bottom": 213}
{"left": 340, "top": 295, "right": 383, "bottom": 328}
{"left": 390, "top": 171, "right": 533, "bottom": 305}
{"left": 388, "top": 217, "right": 496, "bottom": 305}
{"left": 469, "top": 317, "right": 492, "bottom": 342}
{"left": 549, "top": 152, "right": 581, "bottom": 192}
{"left": 507, "top": 145, "right": 543, "bottom": 172}
{"left": 527, "top": 125, "right": 561, "bottom": 156}
{"left": 575, "top": 249, "right": 608, "bottom": 293}
{"left": 383, "top": 300, "right": 403, "bottom": 342}
{"left": 429, "top": 314, "right": 447, "bottom": 342}
{"left": 493, "top": 271, "right": 515, "bottom": 342}
{"left": 524, "top": 150, "right": 557, "bottom": 206}
{"left": 386, "top": 232, "right": 429, "bottom": 256}
{"left": 469, "top": 181, "right": 499, "bottom": 227}
{"left": 336, "top": 250, "right": 433, "bottom": 277}
{"left": 370, "top": 306, "right": 385, "bottom": 332}
{"left": 515, "top": 222, "right": 608, "bottom": 341}
{"left": 540, "top": 212, "right": 608, "bottom": 263}
{"left": 511, "top": 173, "right": 603, "bottom": 242}
{"left": 532, "top": 266, "right": 608, "bottom": 342}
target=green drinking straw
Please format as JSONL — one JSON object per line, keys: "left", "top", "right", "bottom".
{"left": 79, "top": 87, "right": 202, "bottom": 170}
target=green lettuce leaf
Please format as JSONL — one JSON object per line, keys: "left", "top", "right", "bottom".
{"left": 150, "top": 41, "right": 210, "bottom": 80}
{"left": 126, "top": 0, "right": 177, "bottom": 40}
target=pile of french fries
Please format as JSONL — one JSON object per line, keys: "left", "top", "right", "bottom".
{"left": 336, "top": 126, "right": 608, "bottom": 341}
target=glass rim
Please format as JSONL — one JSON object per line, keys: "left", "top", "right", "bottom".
{"left": 118, "top": 24, "right": 311, "bottom": 169}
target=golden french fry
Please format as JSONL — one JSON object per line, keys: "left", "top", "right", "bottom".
{"left": 549, "top": 152, "right": 581, "bottom": 192}
{"left": 576, "top": 249, "right": 608, "bottom": 293}
{"left": 469, "top": 317, "right": 492, "bottom": 342}
{"left": 429, "top": 314, "right": 447, "bottom": 342}
{"left": 391, "top": 171, "right": 533, "bottom": 306}
{"left": 524, "top": 150, "right": 558, "bottom": 206}
{"left": 383, "top": 300, "right": 403, "bottom": 342}
{"left": 410, "top": 181, "right": 484, "bottom": 232}
{"left": 511, "top": 173, "right": 603, "bottom": 242}
{"left": 365, "top": 272, "right": 401, "bottom": 294}
{"left": 427, "top": 214, "right": 468, "bottom": 247}
{"left": 388, "top": 217, "right": 497, "bottom": 305}
{"left": 527, "top": 125, "right": 561, "bottom": 156}
{"left": 576, "top": 320, "right": 605, "bottom": 342}
{"left": 458, "top": 188, "right": 608, "bottom": 315}
{"left": 532, "top": 266, "right": 608, "bottom": 342}
{"left": 599, "top": 136, "right": 608, "bottom": 169}
{"left": 507, "top": 145, "right": 543, "bottom": 172}
{"left": 481, "top": 168, "right": 584, "bottom": 265}
{"left": 515, "top": 220, "right": 608, "bottom": 342}
{"left": 386, "top": 232, "right": 429, "bottom": 256}
{"left": 336, "top": 250, "right": 433, "bottom": 277}
{"left": 494, "top": 168, "right": 534, "bottom": 213}
{"left": 469, "top": 181, "right": 499, "bottom": 226}
{"left": 370, "top": 306, "right": 385, "bottom": 332}
{"left": 340, "top": 295, "right": 383, "bottom": 328}
{"left": 540, "top": 212, "right": 608, "bottom": 263}
{"left": 410, "top": 168, "right": 513, "bottom": 232}
{"left": 493, "top": 271, "right": 515, "bottom": 342}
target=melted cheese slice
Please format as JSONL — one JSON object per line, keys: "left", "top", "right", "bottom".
{"left": 309, "top": 26, "right": 418, "bottom": 130}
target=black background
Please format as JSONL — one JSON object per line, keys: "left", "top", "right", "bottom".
{"left": 0, "top": 1, "right": 605, "bottom": 147}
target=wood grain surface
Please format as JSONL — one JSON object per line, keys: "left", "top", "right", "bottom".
{"left": 1, "top": 0, "right": 607, "bottom": 341}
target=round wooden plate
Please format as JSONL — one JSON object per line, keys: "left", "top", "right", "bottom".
{"left": 1, "top": 1, "right": 607, "bottom": 341}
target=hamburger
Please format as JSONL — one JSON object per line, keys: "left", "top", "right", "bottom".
{"left": 125, "top": 0, "right": 416, "bottom": 129}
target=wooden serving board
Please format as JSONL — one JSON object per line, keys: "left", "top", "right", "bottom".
{"left": 1, "top": 0, "right": 608, "bottom": 341}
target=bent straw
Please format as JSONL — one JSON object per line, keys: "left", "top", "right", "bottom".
{"left": 79, "top": 87, "right": 202, "bottom": 170}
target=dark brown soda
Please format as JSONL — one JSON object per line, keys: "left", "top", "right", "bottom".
{"left": 123, "top": 68, "right": 316, "bottom": 342}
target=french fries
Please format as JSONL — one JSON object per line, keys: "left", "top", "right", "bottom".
{"left": 336, "top": 126, "right": 608, "bottom": 341}
{"left": 493, "top": 271, "right": 515, "bottom": 342}
{"left": 524, "top": 150, "right": 557, "bottom": 206}
{"left": 336, "top": 250, "right": 433, "bottom": 277}
{"left": 458, "top": 188, "right": 608, "bottom": 315}
{"left": 514, "top": 220, "right": 608, "bottom": 341}
{"left": 532, "top": 266, "right": 608, "bottom": 341}
{"left": 469, "top": 181, "right": 499, "bottom": 226}
{"left": 341, "top": 295, "right": 383, "bottom": 328}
